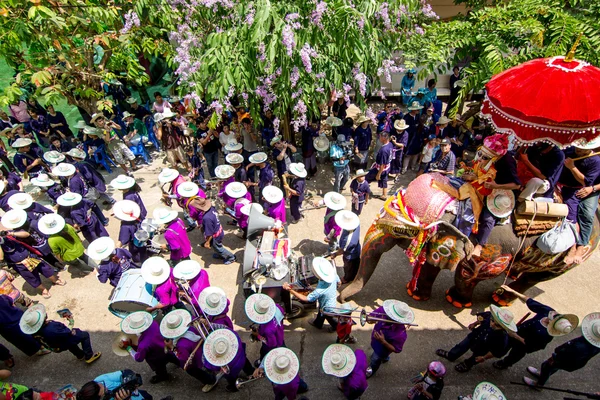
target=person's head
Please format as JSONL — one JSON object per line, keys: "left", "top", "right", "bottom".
{"left": 27, "top": 110, "right": 38, "bottom": 120}
{"left": 222, "top": 124, "right": 230, "bottom": 134}
{"left": 574, "top": 147, "right": 593, "bottom": 157}
{"left": 47, "top": 104, "right": 55, "bottom": 114}
{"left": 440, "top": 138, "right": 451, "bottom": 153}
{"left": 50, "top": 136, "right": 61, "bottom": 148}
{"left": 16, "top": 388, "right": 46, "bottom": 400}
{"left": 428, "top": 79, "right": 436, "bottom": 89}
{"left": 77, "top": 381, "right": 103, "bottom": 400}
{"left": 384, "top": 102, "right": 393, "bottom": 112}
{"left": 0, "top": 110, "right": 8, "bottom": 120}
{"left": 426, "top": 106, "right": 434, "bottom": 115}
{"left": 337, "top": 134, "right": 345, "bottom": 143}
{"left": 489, "top": 318, "right": 503, "bottom": 330}
{"left": 198, "top": 119, "right": 208, "bottom": 129}
{"left": 154, "top": 92, "right": 163, "bottom": 103}
{"left": 242, "top": 117, "right": 252, "bottom": 129}
{"left": 18, "top": 145, "right": 30, "bottom": 154}
{"left": 265, "top": 109, "right": 273, "bottom": 118}
{"left": 426, "top": 361, "right": 446, "bottom": 380}
{"left": 130, "top": 101, "right": 139, "bottom": 109}
{"left": 185, "top": 145, "right": 194, "bottom": 156}
{"left": 27, "top": 97, "right": 37, "bottom": 106}
{"left": 379, "top": 132, "right": 390, "bottom": 144}
{"left": 309, "top": 118, "right": 320, "bottom": 130}
{"left": 453, "top": 66, "right": 460, "bottom": 75}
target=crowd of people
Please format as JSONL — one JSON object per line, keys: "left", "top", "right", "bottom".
{"left": 0, "top": 67, "right": 597, "bottom": 400}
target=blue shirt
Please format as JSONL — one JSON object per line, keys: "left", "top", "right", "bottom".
{"left": 330, "top": 143, "right": 350, "bottom": 169}
{"left": 528, "top": 145, "right": 565, "bottom": 196}
{"left": 375, "top": 142, "right": 393, "bottom": 167}
{"left": 553, "top": 335, "right": 600, "bottom": 372}
{"left": 202, "top": 207, "right": 223, "bottom": 242}
{"left": 94, "top": 371, "right": 145, "bottom": 400}
{"left": 560, "top": 151, "right": 600, "bottom": 188}
{"left": 353, "top": 126, "right": 372, "bottom": 151}
{"left": 518, "top": 298, "right": 554, "bottom": 352}
{"left": 339, "top": 227, "right": 361, "bottom": 260}
{"left": 306, "top": 275, "right": 340, "bottom": 311}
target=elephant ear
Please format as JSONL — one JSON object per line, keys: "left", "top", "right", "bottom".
{"left": 425, "top": 221, "right": 474, "bottom": 271}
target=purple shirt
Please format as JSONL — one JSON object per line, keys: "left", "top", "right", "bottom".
{"left": 259, "top": 164, "right": 275, "bottom": 192}
{"left": 370, "top": 306, "right": 407, "bottom": 356}
{"left": 291, "top": 178, "right": 305, "bottom": 202}
{"left": 203, "top": 328, "right": 247, "bottom": 378}
{"left": 75, "top": 161, "right": 107, "bottom": 193}
{"left": 134, "top": 321, "right": 164, "bottom": 362}
{"left": 234, "top": 198, "right": 251, "bottom": 229}
{"left": 217, "top": 177, "right": 235, "bottom": 199}
{"left": 5, "top": 172, "right": 21, "bottom": 192}
{"left": 124, "top": 191, "right": 148, "bottom": 221}
{"left": 323, "top": 208, "right": 341, "bottom": 238}
{"left": 350, "top": 179, "right": 371, "bottom": 202}
{"left": 25, "top": 202, "right": 53, "bottom": 222}
{"left": 69, "top": 199, "right": 95, "bottom": 227}
{"left": 257, "top": 304, "right": 286, "bottom": 353}
{"left": 375, "top": 142, "right": 393, "bottom": 169}
{"left": 154, "top": 270, "right": 179, "bottom": 306}
{"left": 189, "top": 270, "right": 210, "bottom": 309}
{"left": 97, "top": 248, "right": 135, "bottom": 287}
{"left": 119, "top": 221, "right": 138, "bottom": 246}
{"left": 67, "top": 172, "right": 89, "bottom": 196}
{"left": 188, "top": 203, "right": 204, "bottom": 225}
{"left": 265, "top": 199, "right": 286, "bottom": 224}
{"left": 46, "top": 183, "right": 65, "bottom": 204}
{"left": 343, "top": 349, "right": 368, "bottom": 397}
{"left": 273, "top": 374, "right": 301, "bottom": 400}
{"left": 206, "top": 300, "right": 233, "bottom": 330}
{"left": 164, "top": 219, "right": 192, "bottom": 261}
{"left": 202, "top": 207, "right": 224, "bottom": 243}
{"left": 174, "top": 326, "right": 204, "bottom": 369}
{"left": 0, "top": 190, "right": 19, "bottom": 212}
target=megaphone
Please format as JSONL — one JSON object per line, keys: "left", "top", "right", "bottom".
{"left": 247, "top": 206, "right": 275, "bottom": 236}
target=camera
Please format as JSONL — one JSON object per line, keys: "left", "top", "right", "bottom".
{"left": 103, "top": 370, "right": 143, "bottom": 400}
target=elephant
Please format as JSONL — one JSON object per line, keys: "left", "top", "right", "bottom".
{"left": 340, "top": 173, "right": 600, "bottom": 307}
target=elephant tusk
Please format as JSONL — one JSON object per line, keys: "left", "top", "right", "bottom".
{"left": 395, "top": 215, "right": 420, "bottom": 228}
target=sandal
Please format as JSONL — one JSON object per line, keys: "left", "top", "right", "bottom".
{"left": 435, "top": 349, "right": 450, "bottom": 360}
{"left": 85, "top": 352, "right": 102, "bottom": 364}
{"left": 42, "top": 292, "right": 51, "bottom": 299}
{"left": 54, "top": 279, "right": 67, "bottom": 286}
{"left": 454, "top": 361, "right": 471, "bottom": 373}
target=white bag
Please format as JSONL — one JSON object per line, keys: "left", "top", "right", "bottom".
{"left": 537, "top": 219, "right": 578, "bottom": 254}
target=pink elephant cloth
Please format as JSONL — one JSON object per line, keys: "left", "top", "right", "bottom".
{"left": 404, "top": 173, "right": 456, "bottom": 226}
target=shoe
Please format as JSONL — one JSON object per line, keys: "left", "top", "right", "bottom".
{"left": 223, "top": 258, "right": 235, "bottom": 265}
{"left": 150, "top": 374, "right": 169, "bottom": 384}
{"left": 308, "top": 319, "right": 322, "bottom": 329}
{"left": 522, "top": 377, "right": 541, "bottom": 390}
{"left": 345, "top": 336, "right": 357, "bottom": 344}
{"left": 36, "top": 348, "right": 51, "bottom": 356}
{"left": 366, "top": 367, "right": 373, "bottom": 378}
{"left": 186, "top": 225, "right": 196, "bottom": 232}
{"left": 401, "top": 168, "right": 407, "bottom": 175}
{"left": 493, "top": 360, "right": 508, "bottom": 370}
{"left": 85, "top": 352, "right": 102, "bottom": 364}
{"left": 526, "top": 366, "right": 541, "bottom": 378}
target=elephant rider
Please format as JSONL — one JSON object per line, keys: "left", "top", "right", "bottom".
{"left": 426, "top": 138, "right": 455, "bottom": 175}
{"left": 493, "top": 285, "right": 578, "bottom": 370}
{"left": 517, "top": 142, "right": 564, "bottom": 201}
{"left": 283, "top": 257, "right": 340, "bottom": 332}
{"left": 365, "top": 132, "right": 393, "bottom": 199}
{"left": 559, "top": 138, "right": 600, "bottom": 265}
{"left": 436, "top": 305, "right": 521, "bottom": 373}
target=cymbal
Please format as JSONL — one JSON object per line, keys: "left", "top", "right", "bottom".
{"left": 111, "top": 333, "right": 138, "bottom": 356}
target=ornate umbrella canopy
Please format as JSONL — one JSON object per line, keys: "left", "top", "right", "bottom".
{"left": 481, "top": 54, "right": 600, "bottom": 148}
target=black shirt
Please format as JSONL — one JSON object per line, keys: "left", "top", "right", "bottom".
{"left": 332, "top": 101, "right": 348, "bottom": 119}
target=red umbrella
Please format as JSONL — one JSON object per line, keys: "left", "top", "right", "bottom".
{"left": 481, "top": 55, "right": 600, "bottom": 148}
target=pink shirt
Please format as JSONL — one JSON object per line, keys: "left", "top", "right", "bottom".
{"left": 9, "top": 101, "right": 30, "bottom": 123}
{"left": 164, "top": 218, "right": 192, "bottom": 261}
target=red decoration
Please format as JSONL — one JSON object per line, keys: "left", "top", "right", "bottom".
{"left": 481, "top": 56, "right": 600, "bottom": 148}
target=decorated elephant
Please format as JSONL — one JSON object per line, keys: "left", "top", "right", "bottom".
{"left": 340, "top": 173, "right": 600, "bottom": 307}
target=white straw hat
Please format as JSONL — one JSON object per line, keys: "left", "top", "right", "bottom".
{"left": 571, "top": 136, "right": 600, "bottom": 151}
{"left": 334, "top": 210, "right": 360, "bottom": 231}
{"left": 176, "top": 181, "right": 200, "bottom": 198}
{"left": 121, "top": 311, "right": 153, "bottom": 335}
{"left": 11, "top": 138, "right": 33, "bottom": 148}
{"left": 203, "top": 329, "right": 239, "bottom": 367}
{"left": 30, "top": 174, "right": 55, "bottom": 187}
{"left": 408, "top": 101, "right": 423, "bottom": 111}
{"left": 152, "top": 206, "right": 178, "bottom": 224}
{"left": 393, "top": 119, "right": 409, "bottom": 131}
{"left": 52, "top": 163, "right": 76, "bottom": 177}
{"left": 160, "top": 309, "right": 192, "bottom": 339}
{"left": 198, "top": 286, "right": 227, "bottom": 316}
{"left": 543, "top": 311, "right": 579, "bottom": 337}
{"left": 173, "top": 259, "right": 202, "bottom": 280}
{"left": 74, "top": 120, "right": 88, "bottom": 129}
{"left": 313, "top": 136, "right": 330, "bottom": 152}
{"left": 43, "top": 151, "right": 65, "bottom": 164}
{"left": 490, "top": 304, "right": 518, "bottom": 332}
{"left": 325, "top": 116, "right": 343, "bottom": 127}
{"left": 19, "top": 304, "right": 47, "bottom": 335}
{"left": 1, "top": 209, "right": 27, "bottom": 229}
{"left": 354, "top": 169, "right": 368, "bottom": 178}
{"left": 90, "top": 113, "right": 104, "bottom": 124}
{"left": 66, "top": 148, "right": 86, "bottom": 159}
{"left": 224, "top": 140, "right": 242, "bottom": 152}
{"left": 214, "top": 165, "right": 235, "bottom": 180}
{"left": 245, "top": 293, "right": 276, "bottom": 325}
{"left": 581, "top": 312, "right": 600, "bottom": 348}
{"left": 472, "top": 382, "right": 506, "bottom": 400}
{"left": 264, "top": 347, "right": 300, "bottom": 385}
{"left": 324, "top": 191, "right": 347, "bottom": 211}
{"left": 158, "top": 168, "right": 180, "bottom": 184}
{"left": 111, "top": 174, "right": 136, "bottom": 190}
{"left": 87, "top": 237, "right": 116, "bottom": 261}
{"left": 288, "top": 163, "right": 308, "bottom": 178}
{"left": 240, "top": 202, "right": 263, "bottom": 216}
{"left": 322, "top": 344, "right": 356, "bottom": 378}
{"left": 225, "top": 182, "right": 248, "bottom": 199}
{"left": 262, "top": 185, "right": 283, "bottom": 204}
{"left": 37, "top": 213, "right": 66, "bottom": 235}
{"left": 8, "top": 193, "right": 33, "bottom": 210}
{"left": 56, "top": 192, "right": 82, "bottom": 207}
{"left": 383, "top": 299, "right": 415, "bottom": 324}
{"left": 83, "top": 126, "right": 101, "bottom": 136}
{"left": 225, "top": 153, "right": 244, "bottom": 165}
{"left": 486, "top": 189, "right": 515, "bottom": 218}
{"left": 312, "top": 256, "right": 336, "bottom": 283}
{"left": 113, "top": 200, "right": 141, "bottom": 222}
{"left": 141, "top": 256, "right": 171, "bottom": 285}
{"left": 249, "top": 152, "right": 268, "bottom": 164}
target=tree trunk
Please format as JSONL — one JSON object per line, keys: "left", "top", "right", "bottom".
{"left": 282, "top": 109, "right": 294, "bottom": 144}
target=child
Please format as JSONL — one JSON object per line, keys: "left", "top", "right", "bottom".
{"left": 407, "top": 361, "right": 446, "bottom": 400}
{"left": 349, "top": 169, "right": 371, "bottom": 216}
{"left": 417, "top": 135, "right": 439, "bottom": 175}
{"left": 198, "top": 199, "right": 236, "bottom": 264}
{"left": 185, "top": 145, "right": 206, "bottom": 189}
{"left": 0, "top": 270, "right": 33, "bottom": 307}
{"left": 336, "top": 304, "right": 357, "bottom": 344}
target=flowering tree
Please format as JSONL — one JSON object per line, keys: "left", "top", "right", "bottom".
{"left": 0, "top": 0, "right": 176, "bottom": 114}
{"left": 168, "top": 0, "right": 438, "bottom": 140}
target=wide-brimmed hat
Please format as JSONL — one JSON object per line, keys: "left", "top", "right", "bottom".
{"left": 225, "top": 140, "right": 243, "bottom": 152}
{"left": 355, "top": 169, "right": 368, "bottom": 178}
{"left": 490, "top": 304, "right": 518, "bottom": 332}
{"left": 322, "top": 344, "right": 356, "bottom": 377}
{"left": 126, "top": 97, "right": 138, "bottom": 104}
{"left": 11, "top": 138, "right": 32, "bottom": 148}
{"left": 312, "top": 256, "right": 336, "bottom": 283}
{"left": 393, "top": 119, "right": 409, "bottom": 131}
{"left": 225, "top": 182, "right": 248, "bottom": 199}
{"left": 264, "top": 347, "right": 300, "bottom": 385}
{"left": 112, "top": 333, "right": 138, "bottom": 356}
{"left": 110, "top": 174, "right": 136, "bottom": 190}
{"left": 121, "top": 311, "right": 153, "bottom": 334}
{"left": 270, "top": 136, "right": 282, "bottom": 146}
{"left": 571, "top": 136, "right": 600, "bottom": 151}
{"left": 542, "top": 311, "right": 579, "bottom": 337}
{"left": 153, "top": 113, "right": 165, "bottom": 123}
{"left": 43, "top": 151, "right": 65, "bottom": 164}
{"left": 83, "top": 126, "right": 101, "bottom": 136}
{"left": 122, "top": 111, "right": 133, "bottom": 119}
{"left": 10, "top": 124, "right": 24, "bottom": 132}
{"left": 37, "top": 213, "right": 66, "bottom": 235}
{"left": 486, "top": 189, "right": 515, "bottom": 219}
{"left": 198, "top": 286, "right": 228, "bottom": 316}
{"left": 407, "top": 101, "right": 423, "bottom": 111}
{"left": 245, "top": 293, "right": 276, "bottom": 325}
{"left": 289, "top": 163, "right": 307, "bottom": 178}
{"left": 325, "top": 116, "right": 343, "bottom": 127}
{"left": 472, "top": 382, "right": 506, "bottom": 400}
{"left": 240, "top": 202, "right": 263, "bottom": 216}
{"left": 1, "top": 209, "right": 27, "bottom": 229}
{"left": 169, "top": 96, "right": 181, "bottom": 103}
{"left": 87, "top": 237, "right": 116, "bottom": 261}
{"left": 74, "top": 120, "right": 88, "bottom": 129}
{"left": 158, "top": 168, "right": 180, "bottom": 184}
{"left": 437, "top": 116, "right": 451, "bottom": 125}
{"left": 225, "top": 153, "right": 244, "bottom": 165}
{"left": 19, "top": 304, "right": 47, "bottom": 335}
{"left": 162, "top": 109, "right": 176, "bottom": 120}
{"left": 0, "top": 128, "right": 10, "bottom": 136}
{"left": 141, "top": 256, "right": 171, "bottom": 285}
{"left": 30, "top": 174, "right": 56, "bottom": 187}
{"left": 581, "top": 312, "right": 600, "bottom": 348}
{"left": 66, "top": 148, "right": 86, "bottom": 159}
{"left": 383, "top": 299, "right": 415, "bottom": 324}
{"left": 214, "top": 165, "right": 235, "bottom": 180}
{"left": 90, "top": 113, "right": 104, "bottom": 124}
{"left": 356, "top": 115, "right": 370, "bottom": 125}
{"left": 52, "top": 163, "right": 76, "bottom": 177}
{"left": 262, "top": 185, "right": 283, "bottom": 204}
{"left": 324, "top": 192, "right": 347, "bottom": 211}
{"left": 8, "top": 192, "right": 33, "bottom": 210}
{"left": 160, "top": 309, "right": 192, "bottom": 339}
{"left": 176, "top": 181, "right": 199, "bottom": 198}
{"left": 249, "top": 152, "right": 268, "bottom": 164}
{"left": 203, "top": 329, "right": 239, "bottom": 367}
{"left": 56, "top": 192, "right": 82, "bottom": 207}
{"left": 153, "top": 206, "right": 178, "bottom": 224}
{"left": 114, "top": 200, "right": 141, "bottom": 221}
{"left": 173, "top": 259, "right": 202, "bottom": 280}
{"left": 313, "top": 135, "right": 330, "bottom": 152}
{"left": 335, "top": 210, "right": 360, "bottom": 231}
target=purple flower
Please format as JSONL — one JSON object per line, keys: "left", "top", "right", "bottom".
{"left": 311, "top": 1, "right": 328, "bottom": 29}
{"left": 300, "top": 43, "right": 317, "bottom": 73}
{"left": 290, "top": 66, "right": 300, "bottom": 88}
{"left": 415, "top": 25, "right": 425, "bottom": 35}
{"left": 375, "top": 2, "right": 391, "bottom": 30}
{"left": 365, "top": 107, "right": 377, "bottom": 125}
{"left": 291, "top": 100, "right": 308, "bottom": 132}
{"left": 357, "top": 16, "right": 365, "bottom": 30}
{"left": 257, "top": 42, "right": 266, "bottom": 62}
{"left": 282, "top": 25, "right": 296, "bottom": 57}
{"left": 315, "top": 72, "right": 325, "bottom": 80}
{"left": 316, "top": 87, "right": 325, "bottom": 93}
{"left": 245, "top": 5, "right": 255, "bottom": 25}
{"left": 291, "top": 88, "right": 303, "bottom": 99}
{"left": 375, "top": 89, "right": 386, "bottom": 100}
{"left": 209, "top": 100, "right": 223, "bottom": 116}
{"left": 273, "top": 117, "right": 280, "bottom": 134}
{"left": 377, "top": 59, "right": 404, "bottom": 83}
{"left": 121, "top": 10, "right": 140, "bottom": 34}
{"left": 354, "top": 71, "right": 367, "bottom": 97}
{"left": 421, "top": 2, "right": 439, "bottom": 19}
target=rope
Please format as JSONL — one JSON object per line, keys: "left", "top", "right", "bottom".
{"left": 502, "top": 201, "right": 538, "bottom": 285}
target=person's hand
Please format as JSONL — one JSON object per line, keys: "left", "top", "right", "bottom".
{"left": 114, "top": 389, "right": 131, "bottom": 400}
{"left": 32, "top": 159, "right": 41, "bottom": 166}
{"left": 161, "top": 244, "right": 167, "bottom": 250}
{"left": 517, "top": 152, "right": 529, "bottom": 163}
{"left": 468, "top": 322, "right": 478, "bottom": 331}
{"left": 564, "top": 158, "right": 575, "bottom": 170}
{"left": 282, "top": 283, "right": 292, "bottom": 291}
{"left": 373, "top": 331, "right": 386, "bottom": 343}
{"left": 252, "top": 367, "right": 265, "bottom": 379}
{"left": 576, "top": 186, "right": 594, "bottom": 198}
{"left": 475, "top": 356, "right": 486, "bottom": 363}
{"left": 500, "top": 284, "right": 514, "bottom": 293}
{"left": 376, "top": 174, "right": 381, "bottom": 181}
{"left": 483, "top": 181, "right": 498, "bottom": 189}
{"left": 119, "top": 339, "right": 131, "bottom": 349}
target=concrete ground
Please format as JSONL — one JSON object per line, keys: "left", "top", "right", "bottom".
{"left": 6, "top": 125, "right": 600, "bottom": 400}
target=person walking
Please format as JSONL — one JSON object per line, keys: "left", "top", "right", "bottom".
{"left": 322, "top": 344, "right": 368, "bottom": 400}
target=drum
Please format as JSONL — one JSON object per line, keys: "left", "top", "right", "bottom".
{"left": 151, "top": 233, "right": 167, "bottom": 250}
{"left": 141, "top": 218, "right": 159, "bottom": 234}
{"left": 133, "top": 229, "right": 149, "bottom": 248}
{"left": 108, "top": 269, "right": 158, "bottom": 318}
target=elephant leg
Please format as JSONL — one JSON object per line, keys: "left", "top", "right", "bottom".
{"left": 445, "top": 263, "right": 475, "bottom": 309}
{"left": 339, "top": 224, "right": 400, "bottom": 302}
{"left": 406, "top": 263, "right": 440, "bottom": 301}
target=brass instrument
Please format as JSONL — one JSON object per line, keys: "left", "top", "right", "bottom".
{"left": 320, "top": 307, "right": 419, "bottom": 327}
{"left": 248, "top": 323, "right": 267, "bottom": 344}
{"left": 282, "top": 173, "right": 291, "bottom": 198}
{"left": 160, "top": 183, "right": 173, "bottom": 207}
{"left": 235, "top": 375, "right": 264, "bottom": 389}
